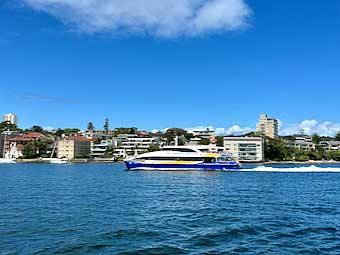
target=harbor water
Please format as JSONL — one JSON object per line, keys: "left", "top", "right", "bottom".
{"left": 1, "top": 163, "right": 340, "bottom": 254}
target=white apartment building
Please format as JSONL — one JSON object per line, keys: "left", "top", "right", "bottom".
{"left": 256, "top": 114, "right": 279, "bottom": 139}
{"left": 224, "top": 137, "right": 264, "bottom": 162}
{"left": 91, "top": 139, "right": 118, "bottom": 157}
{"left": 122, "top": 137, "right": 159, "bottom": 154}
{"left": 3, "top": 113, "right": 17, "bottom": 125}
{"left": 112, "top": 135, "right": 161, "bottom": 157}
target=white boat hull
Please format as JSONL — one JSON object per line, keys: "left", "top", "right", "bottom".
{"left": 0, "top": 159, "right": 16, "bottom": 164}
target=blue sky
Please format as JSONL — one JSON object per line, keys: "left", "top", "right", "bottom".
{"left": 1, "top": 0, "right": 340, "bottom": 136}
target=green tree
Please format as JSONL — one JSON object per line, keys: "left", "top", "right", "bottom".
{"left": 105, "top": 146, "right": 114, "bottom": 157}
{"left": 244, "top": 132, "right": 263, "bottom": 138}
{"left": 64, "top": 128, "right": 80, "bottom": 134}
{"left": 87, "top": 122, "right": 95, "bottom": 131}
{"left": 264, "top": 138, "right": 289, "bottom": 161}
{"left": 55, "top": 129, "right": 65, "bottom": 137}
{"left": 330, "top": 151, "right": 340, "bottom": 161}
{"left": 148, "top": 144, "right": 160, "bottom": 152}
{"left": 128, "top": 127, "right": 137, "bottom": 134}
{"left": 163, "top": 128, "right": 187, "bottom": 144}
{"left": 198, "top": 138, "right": 210, "bottom": 145}
{"left": 312, "top": 134, "right": 321, "bottom": 144}
{"left": 22, "top": 138, "right": 52, "bottom": 159}
{"left": 295, "top": 151, "right": 309, "bottom": 161}
{"left": 29, "top": 125, "right": 44, "bottom": 133}
{"left": 114, "top": 127, "right": 138, "bottom": 135}
{"left": 22, "top": 141, "right": 37, "bottom": 158}
{"left": 216, "top": 136, "right": 224, "bottom": 147}
{"left": 0, "top": 121, "right": 20, "bottom": 132}
{"left": 308, "top": 150, "right": 322, "bottom": 160}
{"left": 335, "top": 132, "right": 340, "bottom": 141}
{"left": 104, "top": 118, "right": 109, "bottom": 133}
{"left": 178, "top": 136, "right": 187, "bottom": 146}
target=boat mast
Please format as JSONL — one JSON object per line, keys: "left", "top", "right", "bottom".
{"left": 2, "top": 131, "right": 7, "bottom": 158}
{"left": 50, "top": 136, "right": 57, "bottom": 158}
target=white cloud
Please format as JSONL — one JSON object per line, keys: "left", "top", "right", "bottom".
{"left": 43, "top": 126, "right": 54, "bottom": 131}
{"left": 23, "top": 0, "right": 251, "bottom": 37}
{"left": 186, "top": 125, "right": 215, "bottom": 132}
{"left": 185, "top": 125, "right": 253, "bottom": 136}
{"left": 225, "top": 125, "right": 252, "bottom": 135}
{"left": 280, "top": 120, "right": 340, "bottom": 137}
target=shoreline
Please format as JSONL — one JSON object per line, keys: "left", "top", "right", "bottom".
{"left": 5, "top": 159, "right": 340, "bottom": 165}
{"left": 12, "top": 158, "right": 124, "bottom": 164}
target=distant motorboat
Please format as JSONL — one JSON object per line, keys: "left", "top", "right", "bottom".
{"left": 0, "top": 158, "right": 16, "bottom": 164}
{"left": 50, "top": 158, "right": 68, "bottom": 164}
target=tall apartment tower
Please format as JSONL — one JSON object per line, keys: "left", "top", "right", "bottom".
{"left": 3, "top": 113, "right": 17, "bottom": 125}
{"left": 256, "top": 114, "right": 279, "bottom": 139}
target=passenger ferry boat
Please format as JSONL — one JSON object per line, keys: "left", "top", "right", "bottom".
{"left": 125, "top": 146, "right": 241, "bottom": 171}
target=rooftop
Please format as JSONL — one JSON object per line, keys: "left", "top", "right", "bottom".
{"left": 69, "top": 136, "right": 91, "bottom": 141}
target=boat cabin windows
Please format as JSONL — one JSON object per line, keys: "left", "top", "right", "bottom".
{"left": 203, "top": 157, "right": 216, "bottom": 163}
{"left": 137, "top": 157, "right": 203, "bottom": 161}
{"left": 217, "top": 156, "right": 233, "bottom": 162}
{"left": 161, "top": 148, "right": 197, "bottom": 153}
{"left": 198, "top": 149, "right": 209, "bottom": 153}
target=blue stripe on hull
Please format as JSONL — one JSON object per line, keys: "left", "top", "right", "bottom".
{"left": 125, "top": 161, "right": 241, "bottom": 171}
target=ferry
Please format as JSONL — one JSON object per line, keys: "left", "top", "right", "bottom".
{"left": 125, "top": 146, "right": 241, "bottom": 171}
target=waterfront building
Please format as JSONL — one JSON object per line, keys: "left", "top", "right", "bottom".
{"left": 120, "top": 136, "right": 160, "bottom": 155}
{"left": 294, "top": 135, "right": 313, "bottom": 143}
{"left": 190, "top": 129, "right": 215, "bottom": 139}
{"left": 224, "top": 137, "right": 264, "bottom": 162}
{"left": 111, "top": 135, "right": 162, "bottom": 158}
{"left": 187, "top": 145, "right": 225, "bottom": 153}
{"left": 3, "top": 113, "right": 17, "bottom": 125}
{"left": 4, "top": 132, "right": 46, "bottom": 159}
{"left": 284, "top": 140, "right": 316, "bottom": 151}
{"left": 84, "top": 130, "right": 115, "bottom": 140}
{"left": 113, "top": 148, "right": 127, "bottom": 158}
{"left": 0, "top": 134, "right": 4, "bottom": 157}
{"left": 57, "top": 136, "right": 91, "bottom": 160}
{"left": 188, "top": 128, "right": 217, "bottom": 144}
{"left": 256, "top": 114, "right": 279, "bottom": 139}
{"left": 319, "top": 141, "right": 340, "bottom": 151}
{"left": 187, "top": 137, "right": 202, "bottom": 145}
{"left": 91, "top": 139, "right": 118, "bottom": 158}
{"left": 136, "top": 130, "right": 150, "bottom": 137}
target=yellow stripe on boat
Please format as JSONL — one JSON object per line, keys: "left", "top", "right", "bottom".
{"left": 203, "top": 153, "right": 219, "bottom": 158}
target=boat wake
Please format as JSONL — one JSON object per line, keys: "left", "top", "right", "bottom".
{"left": 243, "top": 165, "right": 340, "bottom": 173}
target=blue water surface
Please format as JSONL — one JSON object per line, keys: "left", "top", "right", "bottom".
{"left": 1, "top": 163, "right": 340, "bottom": 254}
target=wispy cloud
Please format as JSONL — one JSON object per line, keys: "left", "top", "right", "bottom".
{"left": 280, "top": 120, "right": 340, "bottom": 137}
{"left": 20, "top": 93, "right": 78, "bottom": 104}
{"left": 23, "top": 0, "right": 251, "bottom": 37}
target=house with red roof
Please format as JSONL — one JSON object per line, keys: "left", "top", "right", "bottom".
{"left": 4, "top": 132, "right": 47, "bottom": 159}
{"left": 23, "top": 132, "right": 45, "bottom": 139}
